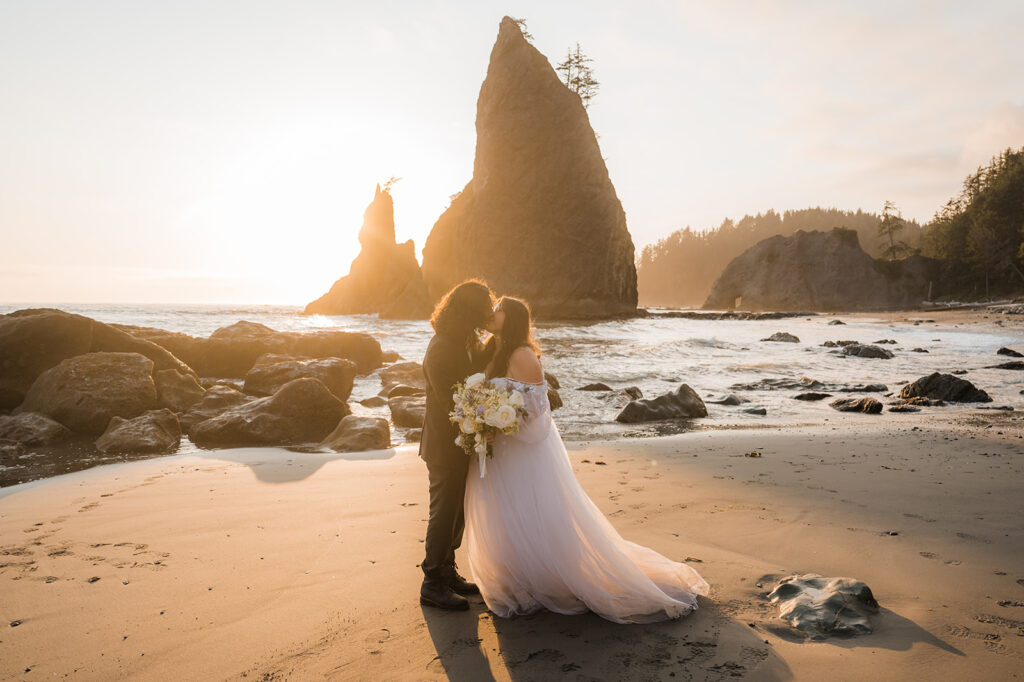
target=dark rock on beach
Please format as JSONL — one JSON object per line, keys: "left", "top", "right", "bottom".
{"left": 154, "top": 369, "right": 206, "bottom": 413}
{"left": 997, "top": 347, "right": 1023, "bottom": 357}
{"left": 547, "top": 388, "right": 563, "bottom": 411}
{"left": 793, "top": 392, "right": 831, "bottom": 401}
{"left": 706, "top": 394, "right": 748, "bottom": 405}
{"left": 385, "top": 384, "right": 426, "bottom": 399}
{"left": 178, "top": 385, "right": 254, "bottom": 432}
{"left": 244, "top": 354, "right": 357, "bottom": 402}
{"left": 899, "top": 372, "right": 991, "bottom": 403}
{"left": 380, "top": 361, "right": 425, "bottom": 390}
{"left": 842, "top": 343, "right": 894, "bottom": 359}
{"left": 321, "top": 415, "right": 390, "bottom": 452}
{"left": 15, "top": 352, "right": 159, "bottom": 435}
{"left": 829, "top": 397, "right": 883, "bottom": 414}
{"left": 615, "top": 384, "right": 707, "bottom": 423}
{"left": 888, "top": 404, "right": 921, "bottom": 413}
{"left": 190, "top": 378, "right": 348, "bottom": 447}
{"left": 0, "top": 308, "right": 196, "bottom": 409}
{"left": 304, "top": 185, "right": 431, "bottom": 319}
{"left": 828, "top": 319, "right": 846, "bottom": 325}
{"left": 986, "top": 361, "right": 1024, "bottom": 370}
{"left": 543, "top": 372, "right": 560, "bottom": 390}
{"left": 761, "top": 332, "right": 800, "bottom": 343}
{"left": 388, "top": 396, "right": 426, "bottom": 428}
{"left": 0, "top": 412, "right": 73, "bottom": 446}
{"left": 95, "top": 409, "right": 181, "bottom": 454}
{"left": 769, "top": 574, "right": 879, "bottom": 640}
{"left": 420, "top": 17, "right": 637, "bottom": 319}
{"left": 579, "top": 383, "right": 613, "bottom": 392}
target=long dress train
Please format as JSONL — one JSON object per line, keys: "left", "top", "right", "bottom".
{"left": 464, "top": 377, "right": 710, "bottom": 624}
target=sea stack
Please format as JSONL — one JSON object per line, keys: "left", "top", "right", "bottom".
{"left": 305, "top": 185, "right": 431, "bottom": 319}
{"left": 420, "top": 17, "right": 638, "bottom": 319}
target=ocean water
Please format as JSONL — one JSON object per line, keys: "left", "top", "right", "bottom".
{"left": 1, "top": 302, "right": 1022, "bottom": 485}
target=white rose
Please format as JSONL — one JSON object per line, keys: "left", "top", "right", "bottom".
{"left": 494, "top": 404, "right": 517, "bottom": 429}
{"left": 465, "top": 373, "right": 485, "bottom": 389}
{"left": 460, "top": 417, "right": 477, "bottom": 434}
{"left": 509, "top": 390, "right": 525, "bottom": 408}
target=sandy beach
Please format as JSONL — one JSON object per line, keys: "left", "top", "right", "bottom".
{"left": 2, "top": 403, "right": 1022, "bottom": 681}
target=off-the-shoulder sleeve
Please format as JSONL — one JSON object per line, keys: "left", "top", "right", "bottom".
{"left": 507, "top": 384, "right": 552, "bottom": 445}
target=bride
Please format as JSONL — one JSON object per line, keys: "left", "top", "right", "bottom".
{"left": 464, "top": 296, "right": 710, "bottom": 624}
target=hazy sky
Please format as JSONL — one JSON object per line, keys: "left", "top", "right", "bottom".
{"left": 2, "top": 0, "right": 1022, "bottom": 304}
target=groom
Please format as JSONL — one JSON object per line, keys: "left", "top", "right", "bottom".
{"left": 419, "top": 279, "right": 497, "bottom": 610}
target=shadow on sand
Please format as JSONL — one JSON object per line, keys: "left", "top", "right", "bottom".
{"left": 422, "top": 596, "right": 794, "bottom": 680}
{"left": 195, "top": 444, "right": 398, "bottom": 484}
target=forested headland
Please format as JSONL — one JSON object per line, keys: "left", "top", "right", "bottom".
{"left": 637, "top": 146, "right": 1024, "bottom": 307}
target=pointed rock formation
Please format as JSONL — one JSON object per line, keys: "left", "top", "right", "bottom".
{"left": 420, "top": 17, "right": 637, "bottom": 319}
{"left": 305, "top": 185, "right": 432, "bottom": 319}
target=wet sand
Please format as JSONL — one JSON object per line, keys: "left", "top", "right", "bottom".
{"left": 2, "top": 408, "right": 1022, "bottom": 680}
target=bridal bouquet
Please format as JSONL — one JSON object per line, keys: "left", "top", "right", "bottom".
{"left": 450, "top": 373, "right": 529, "bottom": 478}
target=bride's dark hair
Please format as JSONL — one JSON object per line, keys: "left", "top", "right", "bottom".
{"left": 486, "top": 296, "right": 541, "bottom": 379}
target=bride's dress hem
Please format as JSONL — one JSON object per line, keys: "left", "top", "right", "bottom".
{"left": 464, "top": 377, "right": 710, "bottom": 626}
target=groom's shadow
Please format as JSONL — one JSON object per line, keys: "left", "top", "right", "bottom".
{"left": 422, "top": 596, "right": 795, "bottom": 681}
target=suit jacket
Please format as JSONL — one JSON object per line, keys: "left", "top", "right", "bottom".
{"left": 418, "top": 332, "right": 495, "bottom": 468}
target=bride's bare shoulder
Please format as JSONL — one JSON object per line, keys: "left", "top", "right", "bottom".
{"left": 508, "top": 346, "right": 543, "bottom": 384}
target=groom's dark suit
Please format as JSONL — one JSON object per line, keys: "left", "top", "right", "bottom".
{"left": 419, "top": 331, "right": 494, "bottom": 583}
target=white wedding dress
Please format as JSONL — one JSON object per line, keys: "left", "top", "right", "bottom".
{"left": 464, "top": 377, "right": 710, "bottom": 624}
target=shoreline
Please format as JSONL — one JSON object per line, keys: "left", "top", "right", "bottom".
{"left": 2, "top": 417, "right": 1022, "bottom": 680}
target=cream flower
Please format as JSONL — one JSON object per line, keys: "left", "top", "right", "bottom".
{"left": 460, "top": 417, "right": 477, "bottom": 434}
{"left": 465, "top": 373, "right": 485, "bottom": 389}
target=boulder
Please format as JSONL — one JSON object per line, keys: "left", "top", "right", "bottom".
{"left": 579, "top": 382, "right": 613, "bottom": 392}
{"left": 154, "top": 369, "right": 206, "bottom": 412}
{"left": 706, "top": 393, "right": 747, "bottom": 405}
{"left": 899, "top": 372, "right": 991, "bottom": 403}
{"left": 547, "top": 388, "right": 563, "bottom": 410}
{"left": 0, "top": 308, "right": 196, "bottom": 409}
{"left": 179, "top": 385, "right": 254, "bottom": 432}
{"left": 842, "top": 344, "right": 894, "bottom": 359}
{"left": 888, "top": 404, "right": 920, "bottom": 413}
{"left": 987, "top": 361, "right": 1024, "bottom": 370}
{"left": 419, "top": 17, "right": 637, "bottom": 319}
{"left": 406, "top": 428, "right": 423, "bottom": 443}
{"left": 244, "top": 354, "right": 357, "bottom": 401}
{"left": 793, "top": 392, "right": 831, "bottom": 401}
{"left": 615, "top": 384, "right": 707, "bottom": 423}
{"left": 304, "top": 185, "right": 432, "bottom": 319}
{"left": 359, "top": 396, "right": 388, "bottom": 408}
{"left": 321, "top": 415, "right": 390, "bottom": 452}
{"left": 768, "top": 574, "right": 879, "bottom": 640}
{"left": 15, "top": 352, "right": 159, "bottom": 434}
{"left": 198, "top": 322, "right": 382, "bottom": 377}
{"left": 385, "top": 384, "right": 426, "bottom": 399}
{"left": 761, "top": 332, "right": 800, "bottom": 343}
{"left": 873, "top": 339, "right": 898, "bottom": 344}
{"left": 822, "top": 339, "right": 859, "bottom": 347}
{"left": 190, "top": 378, "right": 349, "bottom": 447}
{"left": 380, "top": 361, "right": 425, "bottom": 389}
{"left": 95, "top": 409, "right": 181, "bottom": 454}
{"left": 742, "top": 407, "right": 767, "bottom": 415}
{"left": 0, "top": 439, "right": 26, "bottom": 462}
{"left": 0, "top": 412, "right": 73, "bottom": 445}
{"left": 997, "top": 347, "right": 1023, "bottom": 357}
{"left": 543, "top": 371, "right": 560, "bottom": 389}
{"left": 910, "top": 347, "right": 929, "bottom": 353}
{"left": 596, "top": 386, "right": 643, "bottom": 408}
{"left": 703, "top": 228, "right": 939, "bottom": 311}
{"left": 388, "top": 396, "right": 426, "bottom": 428}
{"left": 828, "top": 319, "right": 846, "bottom": 325}
{"left": 829, "top": 397, "right": 883, "bottom": 414}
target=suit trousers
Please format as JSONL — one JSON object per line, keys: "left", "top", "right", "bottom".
{"left": 421, "top": 455, "right": 470, "bottom": 583}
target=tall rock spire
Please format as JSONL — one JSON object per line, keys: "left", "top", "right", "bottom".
{"left": 305, "top": 186, "right": 431, "bottom": 319}
{"left": 420, "top": 16, "right": 637, "bottom": 319}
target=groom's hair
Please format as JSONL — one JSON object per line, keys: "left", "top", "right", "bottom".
{"left": 430, "top": 279, "right": 495, "bottom": 340}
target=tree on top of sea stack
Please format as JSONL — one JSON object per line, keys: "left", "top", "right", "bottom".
{"left": 420, "top": 16, "right": 638, "bottom": 319}
{"left": 304, "top": 185, "right": 431, "bottom": 319}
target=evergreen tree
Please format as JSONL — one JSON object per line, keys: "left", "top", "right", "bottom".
{"left": 877, "top": 200, "right": 912, "bottom": 260}
{"left": 556, "top": 43, "right": 600, "bottom": 108}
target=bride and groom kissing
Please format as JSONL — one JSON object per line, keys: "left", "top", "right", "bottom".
{"left": 418, "top": 280, "right": 709, "bottom": 622}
